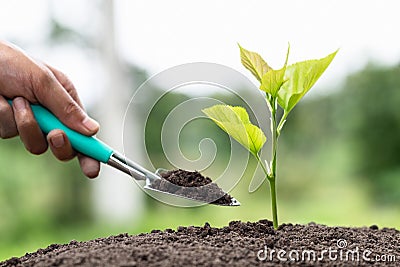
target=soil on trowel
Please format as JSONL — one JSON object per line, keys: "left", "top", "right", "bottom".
{"left": 150, "top": 169, "right": 233, "bottom": 205}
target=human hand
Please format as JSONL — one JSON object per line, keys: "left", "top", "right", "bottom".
{"left": 0, "top": 40, "right": 100, "bottom": 178}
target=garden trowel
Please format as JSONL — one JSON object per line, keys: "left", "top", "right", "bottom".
{"left": 7, "top": 100, "right": 240, "bottom": 206}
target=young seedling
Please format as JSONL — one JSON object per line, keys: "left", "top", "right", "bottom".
{"left": 203, "top": 44, "right": 337, "bottom": 229}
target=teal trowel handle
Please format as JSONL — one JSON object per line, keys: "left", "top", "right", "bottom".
{"left": 7, "top": 100, "right": 113, "bottom": 163}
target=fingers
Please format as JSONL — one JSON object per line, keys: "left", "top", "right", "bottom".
{"left": 47, "top": 130, "right": 100, "bottom": 178}
{"left": 78, "top": 154, "right": 100, "bottom": 178}
{"left": 0, "top": 95, "right": 18, "bottom": 138}
{"left": 47, "top": 129, "right": 76, "bottom": 161}
{"left": 45, "top": 64, "right": 84, "bottom": 107}
{"left": 47, "top": 129, "right": 101, "bottom": 178}
{"left": 31, "top": 65, "right": 99, "bottom": 137}
{"left": 46, "top": 65, "right": 101, "bottom": 179}
{"left": 12, "top": 97, "right": 48, "bottom": 155}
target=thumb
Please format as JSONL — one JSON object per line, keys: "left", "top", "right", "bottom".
{"left": 34, "top": 72, "right": 99, "bottom": 136}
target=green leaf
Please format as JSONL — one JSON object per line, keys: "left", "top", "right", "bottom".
{"left": 259, "top": 44, "right": 290, "bottom": 97}
{"left": 238, "top": 44, "right": 272, "bottom": 83}
{"left": 202, "top": 105, "right": 266, "bottom": 155}
{"left": 277, "top": 49, "right": 338, "bottom": 113}
{"left": 260, "top": 68, "right": 287, "bottom": 97}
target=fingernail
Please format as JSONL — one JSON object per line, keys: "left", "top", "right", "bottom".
{"left": 50, "top": 133, "right": 65, "bottom": 148}
{"left": 82, "top": 117, "right": 99, "bottom": 133}
{"left": 13, "top": 97, "right": 27, "bottom": 111}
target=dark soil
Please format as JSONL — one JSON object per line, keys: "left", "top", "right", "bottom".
{"left": 2, "top": 220, "right": 398, "bottom": 266}
{"left": 151, "top": 169, "right": 233, "bottom": 205}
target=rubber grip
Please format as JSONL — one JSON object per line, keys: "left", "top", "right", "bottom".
{"left": 7, "top": 100, "right": 113, "bottom": 163}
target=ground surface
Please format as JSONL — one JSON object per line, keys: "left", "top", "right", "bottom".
{"left": 1, "top": 220, "right": 398, "bottom": 266}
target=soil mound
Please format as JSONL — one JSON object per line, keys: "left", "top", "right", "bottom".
{"left": 2, "top": 220, "right": 398, "bottom": 266}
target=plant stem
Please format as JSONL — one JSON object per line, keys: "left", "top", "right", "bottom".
{"left": 269, "top": 97, "right": 279, "bottom": 229}
{"left": 258, "top": 95, "right": 281, "bottom": 229}
{"left": 269, "top": 176, "right": 278, "bottom": 229}
{"left": 277, "top": 111, "right": 288, "bottom": 136}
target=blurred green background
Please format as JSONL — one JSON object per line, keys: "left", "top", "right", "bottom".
{"left": 1, "top": 0, "right": 400, "bottom": 261}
